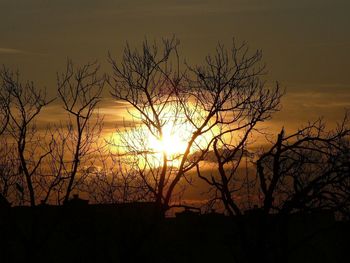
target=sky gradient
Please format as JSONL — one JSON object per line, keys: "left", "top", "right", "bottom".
{"left": 1, "top": 0, "right": 350, "bottom": 131}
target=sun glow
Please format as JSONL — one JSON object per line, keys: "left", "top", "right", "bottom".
{"left": 109, "top": 103, "right": 219, "bottom": 168}
{"left": 148, "top": 123, "right": 189, "bottom": 157}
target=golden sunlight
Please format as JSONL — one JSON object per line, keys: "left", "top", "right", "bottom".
{"left": 108, "top": 103, "right": 219, "bottom": 168}
{"left": 148, "top": 123, "right": 189, "bottom": 157}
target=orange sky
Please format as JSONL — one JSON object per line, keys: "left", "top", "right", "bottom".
{"left": 2, "top": 1, "right": 350, "bottom": 208}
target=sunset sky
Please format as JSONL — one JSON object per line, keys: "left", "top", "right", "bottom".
{"left": 1, "top": 0, "right": 350, "bottom": 131}
{"left": 1, "top": 5, "right": 350, "bottom": 258}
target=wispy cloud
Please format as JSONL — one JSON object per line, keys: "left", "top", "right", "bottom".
{"left": 0, "top": 47, "right": 46, "bottom": 56}
{"left": 0, "top": 47, "right": 25, "bottom": 54}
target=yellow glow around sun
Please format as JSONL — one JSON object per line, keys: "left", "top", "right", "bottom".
{"left": 108, "top": 103, "right": 220, "bottom": 168}
{"left": 148, "top": 123, "right": 189, "bottom": 157}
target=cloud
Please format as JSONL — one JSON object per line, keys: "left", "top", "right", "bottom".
{"left": 0, "top": 48, "right": 25, "bottom": 54}
{"left": 0, "top": 47, "right": 45, "bottom": 56}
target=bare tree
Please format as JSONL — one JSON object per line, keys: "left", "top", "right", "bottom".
{"left": 54, "top": 60, "right": 105, "bottom": 204}
{"left": 108, "top": 37, "right": 185, "bottom": 215}
{"left": 108, "top": 38, "right": 282, "bottom": 216}
{"left": 256, "top": 115, "right": 350, "bottom": 216}
{"left": 190, "top": 42, "right": 282, "bottom": 216}
{"left": 238, "top": 116, "right": 350, "bottom": 263}
{"left": 0, "top": 67, "right": 12, "bottom": 205}
{"left": 0, "top": 68, "right": 54, "bottom": 206}
{"left": 0, "top": 70, "right": 10, "bottom": 135}
{"left": 0, "top": 139, "right": 20, "bottom": 205}
{"left": 83, "top": 146, "right": 150, "bottom": 204}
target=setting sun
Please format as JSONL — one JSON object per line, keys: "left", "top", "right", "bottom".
{"left": 109, "top": 104, "right": 220, "bottom": 168}
{"left": 148, "top": 123, "right": 189, "bottom": 157}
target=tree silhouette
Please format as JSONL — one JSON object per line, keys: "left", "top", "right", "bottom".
{"left": 0, "top": 71, "right": 10, "bottom": 135}
{"left": 108, "top": 37, "right": 184, "bottom": 215}
{"left": 0, "top": 37, "right": 347, "bottom": 220}
{"left": 0, "top": 68, "right": 12, "bottom": 204}
{"left": 0, "top": 67, "right": 54, "bottom": 206}
{"left": 257, "top": 116, "right": 350, "bottom": 217}
{"left": 52, "top": 60, "right": 105, "bottom": 204}
{"left": 0, "top": 37, "right": 349, "bottom": 263}
{"left": 190, "top": 42, "right": 282, "bottom": 216}
{"left": 0, "top": 140, "right": 18, "bottom": 205}
{"left": 108, "top": 38, "right": 282, "bottom": 216}
{"left": 83, "top": 148, "right": 149, "bottom": 203}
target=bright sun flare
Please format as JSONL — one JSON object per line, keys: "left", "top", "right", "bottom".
{"left": 111, "top": 105, "right": 218, "bottom": 167}
{"left": 148, "top": 123, "right": 189, "bottom": 157}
